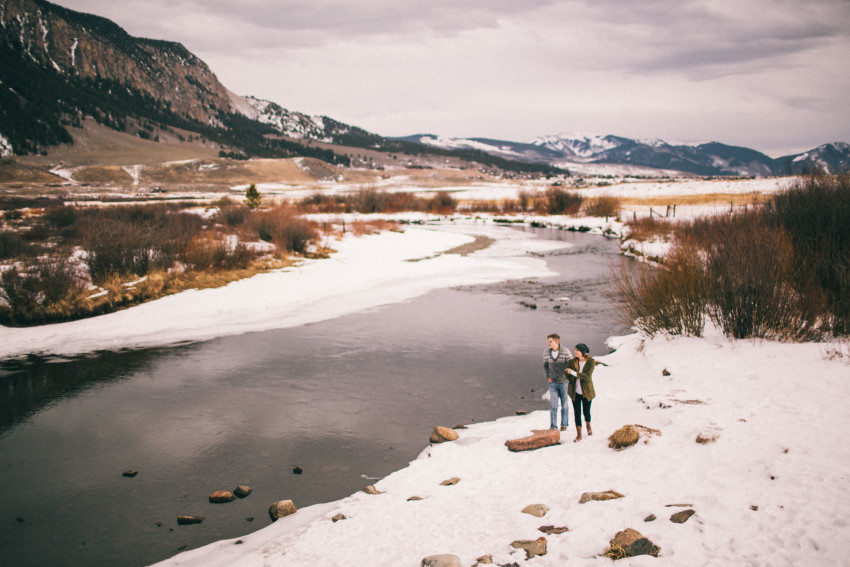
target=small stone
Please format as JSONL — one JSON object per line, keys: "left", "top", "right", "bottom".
{"left": 364, "top": 485, "right": 384, "bottom": 494}
{"left": 670, "top": 509, "right": 695, "bottom": 523}
{"left": 474, "top": 554, "right": 493, "bottom": 565}
{"left": 407, "top": 496, "right": 424, "bottom": 501}
{"left": 579, "top": 490, "right": 624, "bottom": 504}
{"left": 209, "top": 490, "right": 236, "bottom": 503}
{"left": 292, "top": 466, "right": 303, "bottom": 474}
{"left": 122, "top": 470, "right": 138, "bottom": 478}
{"left": 233, "top": 485, "right": 252, "bottom": 498}
{"left": 539, "top": 525, "right": 569, "bottom": 534}
{"left": 750, "top": 505, "right": 759, "bottom": 511}
{"left": 440, "top": 477, "right": 460, "bottom": 486}
{"left": 644, "top": 514, "right": 656, "bottom": 522}
{"left": 453, "top": 424, "right": 467, "bottom": 429}
{"left": 662, "top": 368, "right": 671, "bottom": 376}
{"left": 511, "top": 537, "right": 547, "bottom": 559}
{"left": 430, "top": 426, "right": 459, "bottom": 443}
{"left": 177, "top": 515, "right": 204, "bottom": 525}
{"left": 421, "top": 554, "right": 463, "bottom": 567}
{"left": 268, "top": 500, "right": 297, "bottom": 521}
{"left": 331, "top": 513, "right": 346, "bottom": 522}
{"left": 515, "top": 410, "right": 527, "bottom": 415}
{"left": 245, "top": 517, "right": 254, "bottom": 522}
{"left": 522, "top": 503, "right": 549, "bottom": 518}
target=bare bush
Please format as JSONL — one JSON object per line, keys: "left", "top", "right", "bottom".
{"left": 545, "top": 187, "right": 583, "bottom": 215}
{"left": 767, "top": 173, "right": 850, "bottom": 335}
{"left": 251, "top": 206, "right": 319, "bottom": 254}
{"left": 584, "top": 196, "right": 621, "bottom": 218}
{"left": 0, "top": 256, "right": 85, "bottom": 325}
{"left": 425, "top": 191, "right": 457, "bottom": 214}
{"left": 608, "top": 245, "right": 706, "bottom": 337}
{"left": 0, "top": 231, "right": 26, "bottom": 260}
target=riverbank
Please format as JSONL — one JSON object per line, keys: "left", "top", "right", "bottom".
{"left": 1, "top": 216, "right": 607, "bottom": 359}
{"left": 153, "top": 327, "right": 850, "bottom": 566}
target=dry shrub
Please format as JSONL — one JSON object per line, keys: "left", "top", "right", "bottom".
{"left": 584, "top": 196, "right": 622, "bottom": 218}
{"left": 0, "top": 230, "right": 26, "bottom": 259}
{"left": 250, "top": 206, "right": 319, "bottom": 255}
{"left": 298, "top": 192, "right": 345, "bottom": 214}
{"left": 348, "top": 220, "right": 401, "bottom": 236}
{"left": 182, "top": 233, "right": 258, "bottom": 271}
{"left": 767, "top": 173, "right": 850, "bottom": 335}
{"left": 425, "top": 191, "right": 457, "bottom": 214}
{"left": 608, "top": 425, "right": 640, "bottom": 450}
{"left": 697, "top": 212, "right": 823, "bottom": 340}
{"left": 0, "top": 256, "right": 87, "bottom": 325}
{"left": 608, "top": 244, "right": 706, "bottom": 337}
{"left": 625, "top": 217, "right": 674, "bottom": 241}
{"left": 545, "top": 187, "right": 583, "bottom": 215}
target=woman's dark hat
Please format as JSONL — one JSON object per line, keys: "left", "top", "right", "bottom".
{"left": 575, "top": 343, "right": 590, "bottom": 355}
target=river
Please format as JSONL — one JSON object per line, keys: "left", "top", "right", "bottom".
{"left": 0, "top": 227, "right": 629, "bottom": 567}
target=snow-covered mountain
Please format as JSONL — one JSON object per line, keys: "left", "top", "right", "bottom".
{"left": 399, "top": 133, "right": 850, "bottom": 177}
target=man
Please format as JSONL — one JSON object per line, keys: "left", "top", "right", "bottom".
{"left": 543, "top": 333, "right": 571, "bottom": 430}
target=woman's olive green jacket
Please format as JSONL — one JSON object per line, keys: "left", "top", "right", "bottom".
{"left": 566, "top": 356, "right": 596, "bottom": 401}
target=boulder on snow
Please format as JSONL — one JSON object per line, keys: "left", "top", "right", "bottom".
{"left": 505, "top": 429, "right": 560, "bottom": 452}
{"left": 421, "top": 554, "right": 462, "bottom": 567}
{"left": 511, "top": 537, "right": 547, "bottom": 559}
{"left": 268, "top": 499, "right": 297, "bottom": 521}
{"left": 607, "top": 528, "right": 660, "bottom": 559}
{"left": 670, "top": 509, "right": 696, "bottom": 523}
{"left": 430, "top": 426, "right": 459, "bottom": 443}
{"left": 579, "top": 489, "right": 624, "bottom": 504}
{"left": 522, "top": 503, "right": 549, "bottom": 518}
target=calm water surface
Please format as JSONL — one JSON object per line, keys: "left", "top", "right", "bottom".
{"left": 0, "top": 228, "right": 628, "bottom": 567}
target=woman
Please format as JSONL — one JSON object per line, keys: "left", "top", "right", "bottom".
{"left": 566, "top": 343, "right": 596, "bottom": 442}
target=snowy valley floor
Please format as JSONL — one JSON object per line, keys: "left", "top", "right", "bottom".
{"left": 3, "top": 214, "right": 847, "bottom": 566}
{"left": 154, "top": 328, "right": 850, "bottom": 567}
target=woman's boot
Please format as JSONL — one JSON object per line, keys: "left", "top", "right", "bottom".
{"left": 587, "top": 422, "right": 593, "bottom": 436}
{"left": 574, "top": 426, "right": 582, "bottom": 442}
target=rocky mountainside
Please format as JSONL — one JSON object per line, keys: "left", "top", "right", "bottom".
{"left": 401, "top": 133, "right": 850, "bottom": 176}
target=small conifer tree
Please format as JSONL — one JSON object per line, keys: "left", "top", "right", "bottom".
{"left": 246, "top": 183, "right": 262, "bottom": 210}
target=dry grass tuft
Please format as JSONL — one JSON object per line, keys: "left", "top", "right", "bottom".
{"left": 608, "top": 425, "right": 640, "bottom": 450}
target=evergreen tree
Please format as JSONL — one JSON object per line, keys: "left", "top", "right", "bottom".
{"left": 245, "top": 183, "right": 262, "bottom": 209}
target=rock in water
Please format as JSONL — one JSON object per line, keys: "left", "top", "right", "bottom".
{"left": 209, "top": 490, "right": 236, "bottom": 503}
{"left": 177, "top": 515, "right": 204, "bottom": 525}
{"left": 268, "top": 500, "right": 297, "bottom": 521}
{"left": 233, "top": 485, "right": 252, "bottom": 498}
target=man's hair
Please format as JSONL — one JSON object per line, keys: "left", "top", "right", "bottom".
{"left": 547, "top": 333, "right": 560, "bottom": 341}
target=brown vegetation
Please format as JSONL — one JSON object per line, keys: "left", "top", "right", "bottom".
{"left": 610, "top": 174, "right": 850, "bottom": 340}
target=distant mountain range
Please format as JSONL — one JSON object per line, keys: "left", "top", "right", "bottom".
{"left": 1, "top": 0, "right": 847, "bottom": 178}
{"left": 396, "top": 134, "right": 850, "bottom": 177}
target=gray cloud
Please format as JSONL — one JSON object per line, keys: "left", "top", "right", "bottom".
{"left": 49, "top": 0, "right": 850, "bottom": 154}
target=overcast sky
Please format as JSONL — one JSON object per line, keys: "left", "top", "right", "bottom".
{"left": 54, "top": 0, "right": 850, "bottom": 156}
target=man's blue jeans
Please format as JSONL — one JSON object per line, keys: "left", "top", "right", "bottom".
{"left": 548, "top": 381, "right": 569, "bottom": 429}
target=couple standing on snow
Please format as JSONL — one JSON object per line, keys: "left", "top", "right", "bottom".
{"left": 544, "top": 333, "right": 597, "bottom": 442}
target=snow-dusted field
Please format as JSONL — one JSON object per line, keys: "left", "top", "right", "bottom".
{"left": 153, "top": 327, "right": 850, "bottom": 567}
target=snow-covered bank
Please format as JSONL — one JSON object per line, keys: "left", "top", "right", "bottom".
{"left": 0, "top": 222, "right": 564, "bottom": 359}
{"left": 154, "top": 329, "right": 850, "bottom": 567}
